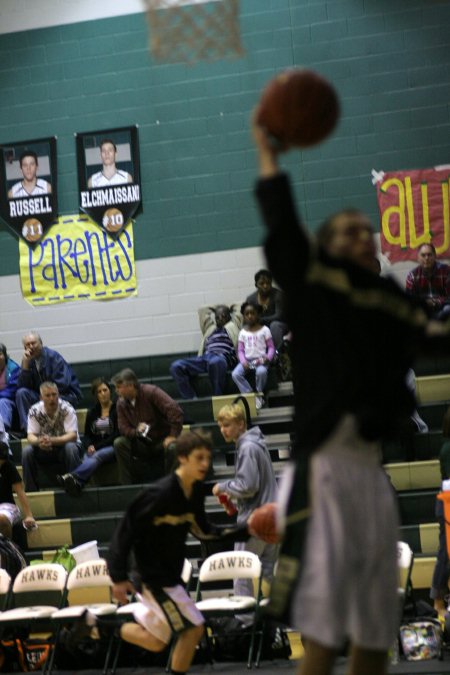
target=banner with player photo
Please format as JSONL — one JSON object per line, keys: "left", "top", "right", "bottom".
{"left": 376, "top": 166, "right": 450, "bottom": 263}
{"left": 19, "top": 214, "right": 137, "bottom": 306}
{"left": 0, "top": 136, "right": 57, "bottom": 245}
{"left": 76, "top": 126, "right": 141, "bottom": 239}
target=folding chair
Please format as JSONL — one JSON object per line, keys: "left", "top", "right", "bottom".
{"left": 0, "top": 569, "right": 12, "bottom": 611}
{"left": 110, "top": 559, "right": 193, "bottom": 675}
{"left": 0, "top": 563, "right": 68, "bottom": 674}
{"left": 195, "top": 550, "right": 263, "bottom": 669}
{"left": 51, "top": 558, "right": 117, "bottom": 674}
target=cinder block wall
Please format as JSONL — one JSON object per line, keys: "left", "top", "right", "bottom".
{"left": 0, "top": 0, "right": 449, "bottom": 363}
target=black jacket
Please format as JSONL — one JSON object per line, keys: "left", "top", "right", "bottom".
{"left": 83, "top": 401, "right": 119, "bottom": 451}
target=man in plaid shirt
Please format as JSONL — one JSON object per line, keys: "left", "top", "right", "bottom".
{"left": 405, "top": 243, "right": 450, "bottom": 319}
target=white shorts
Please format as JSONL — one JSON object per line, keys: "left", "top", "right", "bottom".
{"left": 0, "top": 503, "right": 21, "bottom": 526}
{"left": 133, "top": 584, "right": 204, "bottom": 645}
{"left": 292, "top": 416, "right": 399, "bottom": 651}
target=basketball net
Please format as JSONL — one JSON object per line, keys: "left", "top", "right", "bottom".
{"left": 144, "top": 0, "right": 244, "bottom": 63}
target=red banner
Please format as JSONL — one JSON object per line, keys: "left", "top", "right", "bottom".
{"left": 377, "top": 167, "right": 450, "bottom": 263}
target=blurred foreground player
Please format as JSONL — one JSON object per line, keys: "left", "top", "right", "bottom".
{"left": 251, "top": 113, "right": 443, "bottom": 675}
{"left": 107, "top": 430, "right": 249, "bottom": 675}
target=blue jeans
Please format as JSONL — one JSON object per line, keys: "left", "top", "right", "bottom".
{"left": 71, "top": 445, "right": 116, "bottom": 486}
{"left": 232, "top": 363, "right": 268, "bottom": 394}
{"left": 0, "top": 398, "right": 16, "bottom": 429}
{"left": 16, "top": 387, "right": 80, "bottom": 430}
{"left": 22, "top": 442, "right": 81, "bottom": 492}
{"left": 170, "top": 352, "right": 228, "bottom": 399}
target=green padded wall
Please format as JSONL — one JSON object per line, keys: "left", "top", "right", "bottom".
{"left": 0, "top": 0, "right": 449, "bottom": 276}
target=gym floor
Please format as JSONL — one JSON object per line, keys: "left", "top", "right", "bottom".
{"left": 36, "top": 661, "right": 450, "bottom": 675}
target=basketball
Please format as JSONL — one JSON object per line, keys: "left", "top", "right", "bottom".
{"left": 249, "top": 503, "right": 280, "bottom": 544}
{"left": 22, "top": 218, "right": 44, "bottom": 243}
{"left": 102, "top": 207, "right": 124, "bottom": 233}
{"left": 256, "top": 68, "right": 340, "bottom": 148}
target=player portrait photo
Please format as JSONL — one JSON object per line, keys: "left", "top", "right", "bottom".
{"left": 0, "top": 136, "right": 57, "bottom": 245}
{"left": 76, "top": 125, "right": 141, "bottom": 238}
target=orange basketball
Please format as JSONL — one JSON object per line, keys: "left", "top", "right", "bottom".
{"left": 256, "top": 68, "right": 340, "bottom": 148}
{"left": 249, "top": 503, "right": 280, "bottom": 544}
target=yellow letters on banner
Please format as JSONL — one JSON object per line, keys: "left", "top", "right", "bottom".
{"left": 19, "top": 215, "right": 137, "bottom": 306}
{"left": 381, "top": 176, "right": 450, "bottom": 252}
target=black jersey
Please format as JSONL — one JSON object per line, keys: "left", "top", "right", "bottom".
{"left": 108, "top": 472, "right": 247, "bottom": 588}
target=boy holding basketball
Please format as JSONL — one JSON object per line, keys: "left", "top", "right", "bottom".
{"left": 213, "top": 402, "right": 278, "bottom": 625}
{"left": 251, "top": 98, "right": 442, "bottom": 675}
{"left": 108, "top": 430, "right": 249, "bottom": 675}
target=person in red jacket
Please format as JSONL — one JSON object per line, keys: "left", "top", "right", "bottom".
{"left": 112, "top": 368, "right": 183, "bottom": 484}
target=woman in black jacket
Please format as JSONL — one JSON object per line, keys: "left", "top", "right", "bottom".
{"left": 57, "top": 377, "right": 118, "bottom": 495}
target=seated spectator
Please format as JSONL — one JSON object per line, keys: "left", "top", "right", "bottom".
{"left": 21, "top": 382, "right": 81, "bottom": 492}
{"left": 232, "top": 302, "right": 275, "bottom": 410}
{"left": 112, "top": 369, "right": 183, "bottom": 484}
{"left": 405, "top": 243, "right": 450, "bottom": 319}
{"left": 57, "top": 378, "right": 118, "bottom": 496}
{"left": 431, "top": 407, "right": 450, "bottom": 616}
{"left": 0, "top": 440, "right": 36, "bottom": 535}
{"left": 170, "top": 304, "right": 241, "bottom": 399}
{"left": 0, "top": 344, "right": 19, "bottom": 432}
{"left": 246, "top": 269, "right": 289, "bottom": 349}
{"left": 15, "top": 332, "right": 81, "bottom": 432}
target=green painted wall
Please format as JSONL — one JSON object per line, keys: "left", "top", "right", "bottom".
{"left": 0, "top": 0, "right": 449, "bottom": 275}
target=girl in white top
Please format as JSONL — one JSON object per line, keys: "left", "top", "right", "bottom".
{"left": 232, "top": 301, "right": 275, "bottom": 409}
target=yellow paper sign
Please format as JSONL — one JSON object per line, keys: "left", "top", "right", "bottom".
{"left": 19, "top": 215, "right": 137, "bottom": 306}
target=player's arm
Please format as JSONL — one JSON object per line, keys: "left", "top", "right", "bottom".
{"left": 12, "top": 481, "right": 36, "bottom": 529}
{"left": 252, "top": 111, "right": 281, "bottom": 179}
{"left": 189, "top": 488, "right": 249, "bottom": 542}
{"left": 107, "top": 491, "right": 153, "bottom": 586}
{"left": 252, "top": 114, "right": 311, "bottom": 292}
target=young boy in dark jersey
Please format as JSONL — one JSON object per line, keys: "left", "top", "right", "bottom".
{"left": 107, "top": 429, "right": 249, "bottom": 675}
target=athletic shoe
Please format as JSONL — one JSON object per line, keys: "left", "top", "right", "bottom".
{"left": 255, "top": 396, "right": 264, "bottom": 410}
{"left": 57, "top": 473, "right": 82, "bottom": 497}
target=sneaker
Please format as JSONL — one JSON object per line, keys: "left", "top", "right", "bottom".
{"left": 255, "top": 396, "right": 264, "bottom": 410}
{"left": 57, "top": 473, "right": 82, "bottom": 497}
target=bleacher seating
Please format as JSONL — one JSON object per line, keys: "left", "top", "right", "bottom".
{"left": 8, "top": 351, "right": 450, "bottom": 609}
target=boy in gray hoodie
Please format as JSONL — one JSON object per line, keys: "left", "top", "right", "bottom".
{"left": 213, "top": 403, "right": 278, "bottom": 625}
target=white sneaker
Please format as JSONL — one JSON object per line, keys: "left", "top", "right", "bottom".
{"left": 255, "top": 396, "right": 264, "bottom": 410}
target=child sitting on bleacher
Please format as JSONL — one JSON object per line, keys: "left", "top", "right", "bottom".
{"left": 232, "top": 301, "right": 275, "bottom": 410}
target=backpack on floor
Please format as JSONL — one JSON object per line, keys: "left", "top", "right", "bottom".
{"left": 399, "top": 619, "right": 442, "bottom": 661}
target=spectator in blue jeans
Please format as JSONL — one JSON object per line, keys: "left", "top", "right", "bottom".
{"left": 57, "top": 377, "right": 118, "bottom": 496}
{"left": 170, "top": 304, "right": 241, "bottom": 399}
{"left": 21, "top": 382, "right": 81, "bottom": 492}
